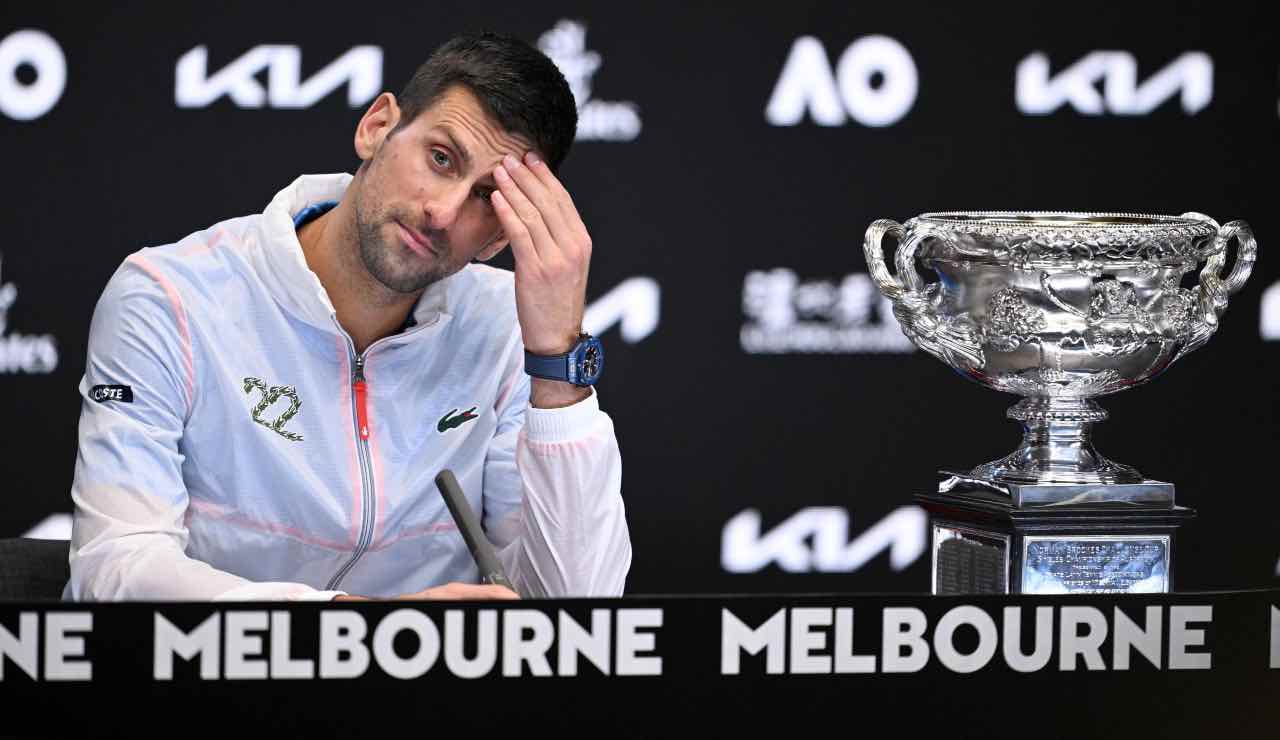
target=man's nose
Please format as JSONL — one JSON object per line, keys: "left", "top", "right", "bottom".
{"left": 422, "top": 181, "right": 471, "bottom": 231}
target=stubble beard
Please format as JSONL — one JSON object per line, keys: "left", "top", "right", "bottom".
{"left": 353, "top": 188, "right": 454, "bottom": 297}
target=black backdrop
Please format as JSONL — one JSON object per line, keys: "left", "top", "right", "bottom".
{"left": 1, "top": 1, "right": 1276, "bottom": 595}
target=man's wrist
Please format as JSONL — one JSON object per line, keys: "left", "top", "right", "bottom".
{"left": 529, "top": 378, "right": 592, "bottom": 409}
{"left": 523, "top": 332, "right": 579, "bottom": 357}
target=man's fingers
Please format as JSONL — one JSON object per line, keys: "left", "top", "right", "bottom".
{"left": 403, "top": 582, "right": 520, "bottom": 600}
{"left": 523, "top": 153, "right": 591, "bottom": 249}
{"left": 499, "top": 155, "right": 581, "bottom": 255}
{"left": 462, "top": 584, "right": 520, "bottom": 600}
{"left": 490, "top": 190, "right": 538, "bottom": 264}
{"left": 494, "top": 164, "right": 556, "bottom": 259}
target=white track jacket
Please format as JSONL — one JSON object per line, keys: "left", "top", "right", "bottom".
{"left": 65, "top": 174, "right": 630, "bottom": 601}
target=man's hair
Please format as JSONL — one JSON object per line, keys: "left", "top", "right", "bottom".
{"left": 394, "top": 31, "right": 578, "bottom": 171}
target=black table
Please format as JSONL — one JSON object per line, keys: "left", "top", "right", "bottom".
{"left": 3, "top": 590, "right": 1278, "bottom": 737}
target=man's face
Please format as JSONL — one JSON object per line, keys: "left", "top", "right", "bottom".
{"left": 352, "top": 85, "right": 531, "bottom": 294}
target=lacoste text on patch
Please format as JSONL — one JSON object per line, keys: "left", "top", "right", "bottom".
{"left": 90, "top": 385, "right": 133, "bottom": 403}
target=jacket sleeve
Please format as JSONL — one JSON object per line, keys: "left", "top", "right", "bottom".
{"left": 482, "top": 329, "right": 631, "bottom": 598}
{"left": 66, "top": 257, "right": 342, "bottom": 601}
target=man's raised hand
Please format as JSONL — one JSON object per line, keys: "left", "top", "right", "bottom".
{"left": 490, "top": 151, "right": 592, "bottom": 357}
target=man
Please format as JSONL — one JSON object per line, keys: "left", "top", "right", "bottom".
{"left": 64, "top": 32, "right": 630, "bottom": 601}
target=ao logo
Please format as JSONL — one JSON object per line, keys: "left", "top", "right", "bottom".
{"left": 1016, "top": 51, "right": 1213, "bottom": 115}
{"left": 0, "top": 30, "right": 65, "bottom": 121}
{"left": 176, "top": 45, "right": 382, "bottom": 108}
{"left": 766, "top": 35, "right": 917, "bottom": 127}
{"left": 722, "top": 507, "right": 926, "bottom": 573}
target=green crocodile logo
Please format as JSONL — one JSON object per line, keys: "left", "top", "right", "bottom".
{"left": 438, "top": 407, "right": 479, "bottom": 433}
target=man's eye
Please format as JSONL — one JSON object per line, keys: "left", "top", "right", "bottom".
{"left": 474, "top": 188, "right": 494, "bottom": 202}
{"left": 431, "top": 150, "right": 451, "bottom": 169}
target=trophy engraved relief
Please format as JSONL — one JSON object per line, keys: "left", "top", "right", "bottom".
{"left": 864, "top": 211, "right": 1258, "bottom": 594}
{"left": 864, "top": 211, "right": 1257, "bottom": 497}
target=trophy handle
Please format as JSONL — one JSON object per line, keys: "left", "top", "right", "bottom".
{"left": 1175, "top": 213, "right": 1257, "bottom": 358}
{"left": 1180, "top": 212, "right": 1257, "bottom": 318}
{"left": 864, "top": 219, "right": 928, "bottom": 299}
{"left": 863, "top": 218, "right": 985, "bottom": 369}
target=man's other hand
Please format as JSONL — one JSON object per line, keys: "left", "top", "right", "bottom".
{"left": 332, "top": 582, "right": 520, "bottom": 601}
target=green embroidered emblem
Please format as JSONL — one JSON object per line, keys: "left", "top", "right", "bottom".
{"left": 243, "top": 377, "right": 304, "bottom": 442}
{"left": 438, "top": 407, "right": 479, "bottom": 433}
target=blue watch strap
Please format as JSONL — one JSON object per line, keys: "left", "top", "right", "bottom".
{"left": 524, "top": 350, "right": 572, "bottom": 382}
{"left": 524, "top": 334, "right": 602, "bottom": 386}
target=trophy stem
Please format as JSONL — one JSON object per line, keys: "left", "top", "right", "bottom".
{"left": 969, "top": 398, "right": 1145, "bottom": 485}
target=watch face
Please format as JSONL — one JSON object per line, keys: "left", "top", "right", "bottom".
{"left": 573, "top": 337, "right": 603, "bottom": 385}
{"left": 581, "top": 344, "right": 601, "bottom": 378}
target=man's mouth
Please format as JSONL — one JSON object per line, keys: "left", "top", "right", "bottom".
{"left": 394, "top": 220, "right": 438, "bottom": 258}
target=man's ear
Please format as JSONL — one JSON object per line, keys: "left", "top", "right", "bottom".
{"left": 354, "top": 92, "right": 400, "bottom": 162}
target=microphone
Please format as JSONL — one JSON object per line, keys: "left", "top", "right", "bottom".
{"left": 434, "top": 469, "right": 518, "bottom": 593}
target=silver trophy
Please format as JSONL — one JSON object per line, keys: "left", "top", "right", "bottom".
{"left": 864, "top": 212, "right": 1257, "bottom": 593}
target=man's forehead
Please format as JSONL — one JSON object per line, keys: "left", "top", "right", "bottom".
{"left": 418, "top": 86, "right": 532, "bottom": 164}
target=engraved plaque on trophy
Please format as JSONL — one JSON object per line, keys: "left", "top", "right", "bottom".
{"left": 928, "top": 504, "right": 1186, "bottom": 595}
{"left": 864, "top": 211, "right": 1257, "bottom": 594}
{"left": 1022, "top": 536, "right": 1169, "bottom": 593}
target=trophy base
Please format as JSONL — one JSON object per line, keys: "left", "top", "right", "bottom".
{"left": 916, "top": 485, "right": 1195, "bottom": 595}
{"left": 938, "top": 470, "right": 1176, "bottom": 507}
{"left": 964, "top": 398, "right": 1152, "bottom": 486}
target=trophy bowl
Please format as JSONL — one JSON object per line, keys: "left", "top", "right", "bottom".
{"left": 864, "top": 211, "right": 1257, "bottom": 491}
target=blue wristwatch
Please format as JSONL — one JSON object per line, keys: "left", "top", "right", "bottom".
{"left": 524, "top": 333, "right": 604, "bottom": 386}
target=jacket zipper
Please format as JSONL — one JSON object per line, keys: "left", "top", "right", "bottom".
{"left": 326, "top": 350, "right": 377, "bottom": 590}
{"left": 323, "top": 313, "right": 441, "bottom": 592}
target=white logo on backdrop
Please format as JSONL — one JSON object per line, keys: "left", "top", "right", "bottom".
{"left": 0, "top": 29, "right": 65, "bottom": 121}
{"left": 766, "top": 35, "right": 917, "bottom": 127}
{"left": 0, "top": 253, "right": 58, "bottom": 374}
{"left": 584, "top": 277, "right": 660, "bottom": 343}
{"left": 1261, "top": 281, "right": 1280, "bottom": 340}
{"left": 1016, "top": 51, "right": 1213, "bottom": 115}
{"left": 538, "top": 20, "right": 641, "bottom": 142}
{"left": 175, "top": 45, "right": 382, "bottom": 109}
{"left": 741, "top": 269, "right": 914, "bottom": 354}
{"left": 22, "top": 513, "right": 71, "bottom": 540}
{"left": 722, "top": 506, "right": 927, "bottom": 573}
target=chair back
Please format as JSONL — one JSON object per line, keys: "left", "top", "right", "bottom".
{"left": 0, "top": 538, "right": 70, "bottom": 600}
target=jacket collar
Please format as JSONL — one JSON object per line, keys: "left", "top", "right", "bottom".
{"left": 256, "top": 173, "right": 451, "bottom": 334}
